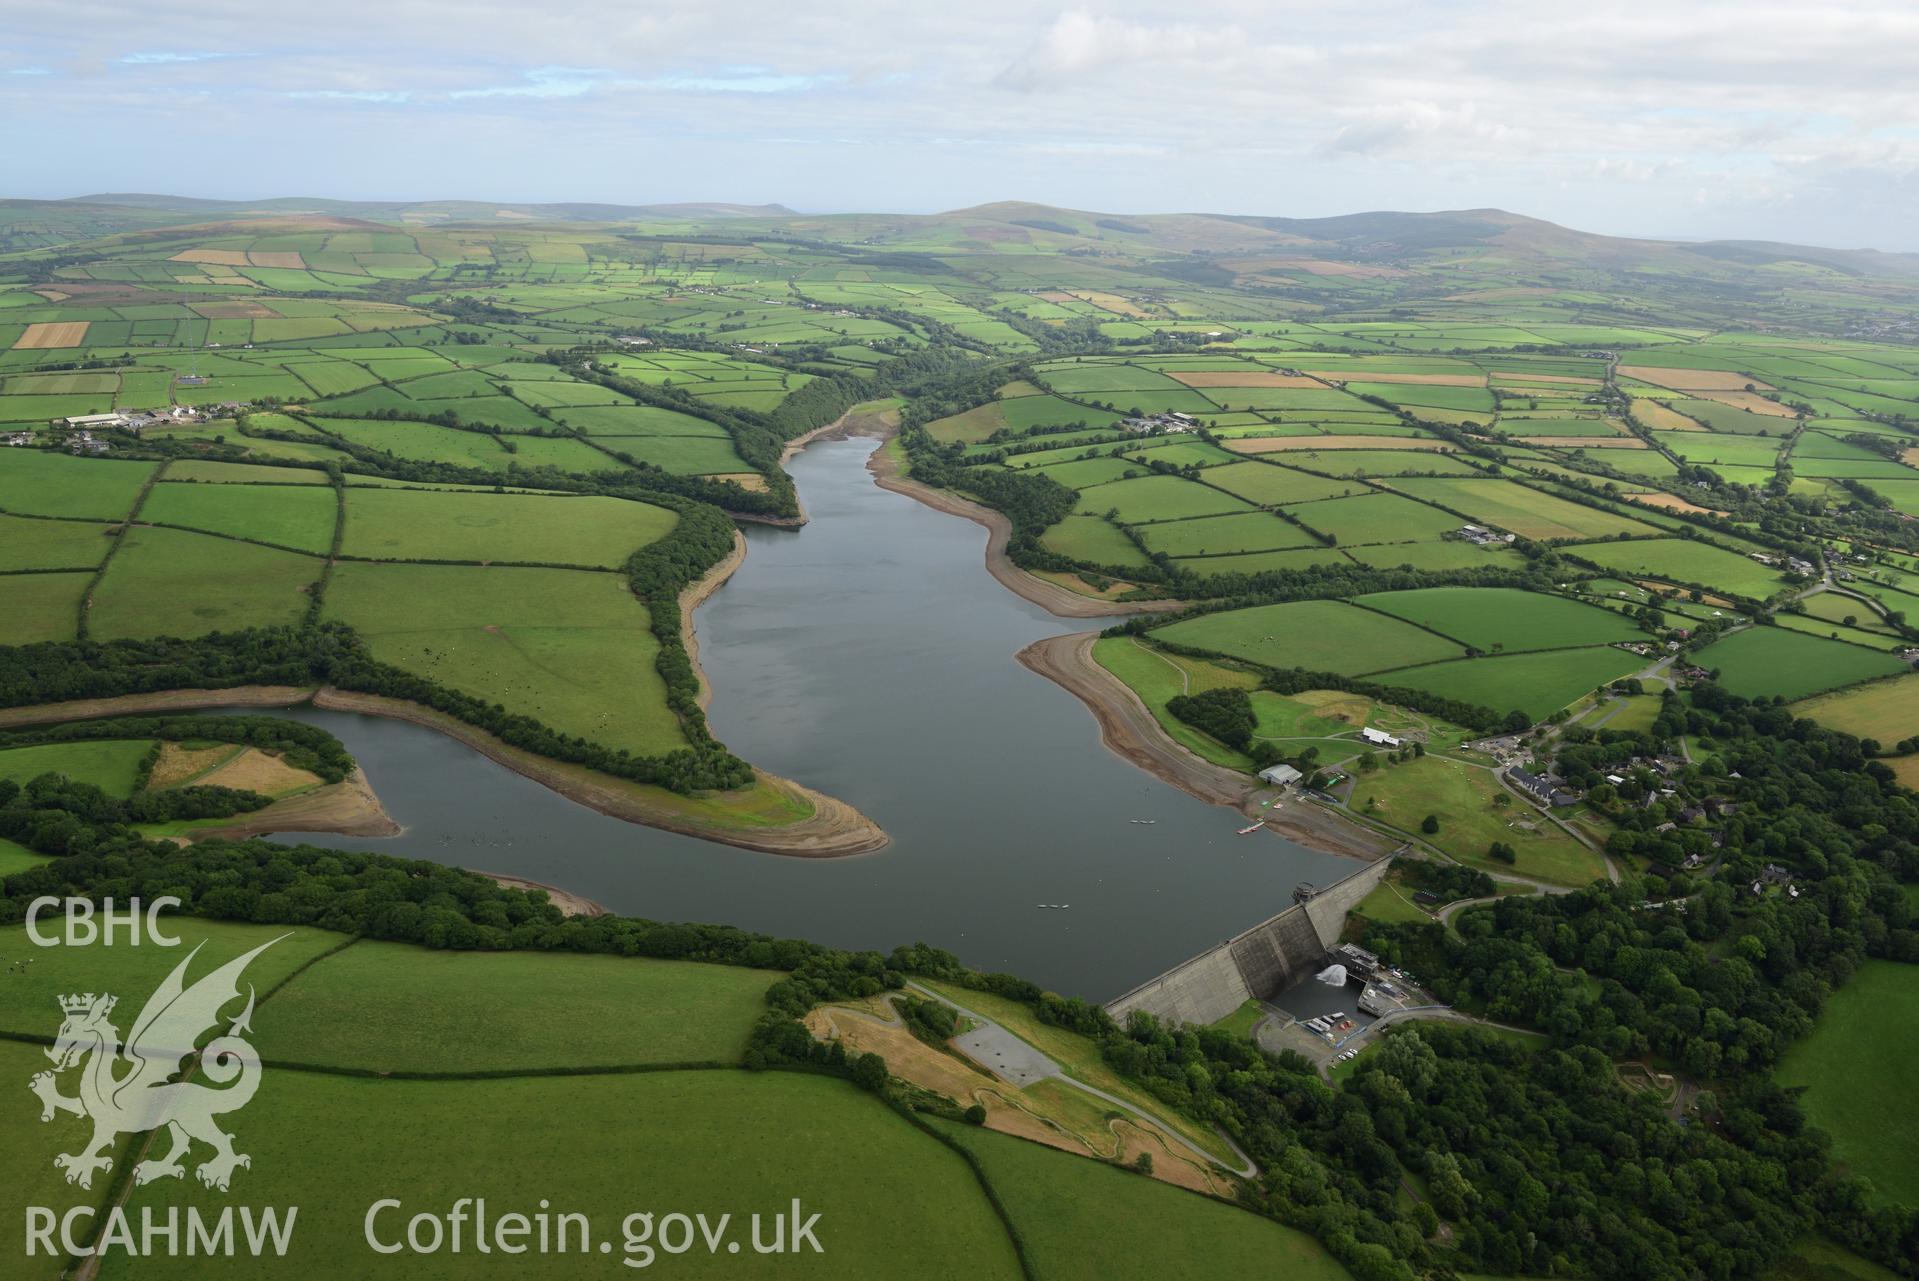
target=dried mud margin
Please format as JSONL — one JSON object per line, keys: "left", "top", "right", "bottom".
{"left": 864, "top": 426, "right": 1182, "bottom": 621}
{"left": 1017, "top": 633, "right": 1396, "bottom": 863}
{"left": 474, "top": 872, "right": 610, "bottom": 918}
{"left": 0, "top": 686, "right": 888, "bottom": 859}
{"left": 682, "top": 528, "right": 748, "bottom": 711}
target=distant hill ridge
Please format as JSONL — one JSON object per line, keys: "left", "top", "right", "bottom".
{"left": 12, "top": 193, "right": 1917, "bottom": 276}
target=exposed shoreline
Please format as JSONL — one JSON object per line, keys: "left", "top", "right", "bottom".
{"left": 473, "top": 871, "right": 611, "bottom": 918}
{"left": 1017, "top": 633, "right": 1396, "bottom": 863}
{"left": 183, "top": 765, "right": 401, "bottom": 842}
{"left": 0, "top": 685, "right": 889, "bottom": 858}
{"left": 681, "top": 528, "right": 749, "bottom": 711}
{"left": 865, "top": 430, "right": 1391, "bottom": 861}
{"left": 865, "top": 430, "right": 1183, "bottom": 621}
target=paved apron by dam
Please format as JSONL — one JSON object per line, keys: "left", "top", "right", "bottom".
{"left": 261, "top": 437, "right": 1352, "bottom": 1000}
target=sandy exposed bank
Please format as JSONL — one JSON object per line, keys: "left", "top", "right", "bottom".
{"left": 865, "top": 432, "right": 1182, "bottom": 621}
{"left": 681, "top": 529, "right": 748, "bottom": 711}
{"left": 474, "top": 871, "right": 610, "bottom": 918}
{"left": 309, "top": 688, "right": 888, "bottom": 857}
{"left": 0, "top": 685, "right": 319, "bottom": 728}
{"left": 0, "top": 685, "right": 887, "bottom": 858}
{"left": 1017, "top": 633, "right": 1396, "bottom": 862}
{"left": 186, "top": 766, "right": 401, "bottom": 841}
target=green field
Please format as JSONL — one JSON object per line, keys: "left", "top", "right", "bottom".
{"left": 599, "top": 433, "right": 751, "bottom": 474}
{"left": 1761, "top": 1238, "right": 1906, "bottom": 1281}
{"left": 1197, "top": 460, "right": 1360, "bottom": 506}
{"left": 1039, "top": 516, "right": 1152, "bottom": 568}
{"left": 0, "top": 836, "right": 48, "bottom": 876}
{"left": 0, "top": 449, "right": 153, "bottom": 520}
{"left": 142, "top": 480, "right": 338, "bottom": 553}
{"left": 0, "top": 571, "right": 89, "bottom": 644}
{"left": 0, "top": 512, "right": 115, "bottom": 569}
{"left": 1073, "top": 474, "right": 1252, "bottom": 523}
{"left": 1791, "top": 673, "right": 1919, "bottom": 743}
{"left": 1385, "top": 476, "right": 1657, "bottom": 540}
{"left": 339, "top": 488, "right": 675, "bottom": 566}
{"left": 1348, "top": 756, "right": 1610, "bottom": 886}
{"left": 1776, "top": 961, "right": 1919, "bottom": 1205}
{"left": 1092, "top": 636, "right": 1258, "bottom": 768}
{"left": 323, "top": 562, "right": 685, "bottom": 755}
{"left": 1136, "top": 511, "right": 1314, "bottom": 557}
{"left": 312, "top": 417, "right": 516, "bottom": 470}
{"left": 256, "top": 942, "right": 776, "bottom": 1071}
{"left": 1696, "top": 628, "right": 1907, "bottom": 701}
{"left": 89, "top": 525, "right": 321, "bottom": 639}
{"left": 0, "top": 739, "right": 152, "bottom": 796}
{"left": 1174, "top": 547, "right": 1352, "bottom": 577}
{"left": 932, "top": 1120, "right": 1351, "bottom": 1281}
{"left": 1353, "top": 587, "right": 1643, "bottom": 654}
{"left": 99, "top": 1071, "right": 1023, "bottom": 1281}
{"left": 1566, "top": 538, "right": 1789, "bottom": 599}
{"left": 1375, "top": 646, "right": 1646, "bottom": 721}
{"left": 1152, "top": 599, "right": 1464, "bottom": 676}
{"left": 0, "top": 921, "right": 351, "bottom": 1040}
{"left": 552, "top": 403, "right": 731, "bottom": 437}
{"left": 1286, "top": 491, "right": 1462, "bottom": 545}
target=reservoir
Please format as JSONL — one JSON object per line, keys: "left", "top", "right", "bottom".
{"left": 265, "top": 437, "right": 1352, "bottom": 1000}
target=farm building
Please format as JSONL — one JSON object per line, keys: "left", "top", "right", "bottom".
{"left": 1360, "top": 727, "right": 1401, "bottom": 747}
{"left": 3, "top": 431, "right": 32, "bottom": 446}
{"left": 1258, "top": 764, "right": 1304, "bottom": 787}
{"left": 1508, "top": 767, "right": 1577, "bottom": 808}
{"left": 61, "top": 412, "right": 126, "bottom": 429}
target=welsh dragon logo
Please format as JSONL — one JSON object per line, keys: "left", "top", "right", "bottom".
{"left": 28, "top": 935, "right": 284, "bottom": 1192}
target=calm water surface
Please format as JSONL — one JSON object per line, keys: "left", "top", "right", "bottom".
{"left": 265, "top": 438, "right": 1350, "bottom": 999}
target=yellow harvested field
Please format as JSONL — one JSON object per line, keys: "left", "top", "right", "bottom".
{"left": 1226, "top": 435, "right": 1456, "bottom": 454}
{"left": 12, "top": 321, "right": 89, "bottom": 349}
{"left": 1792, "top": 674, "right": 1919, "bottom": 745}
{"left": 1697, "top": 389, "right": 1797, "bottom": 417}
{"left": 1627, "top": 493, "right": 1728, "bottom": 517}
{"left": 803, "top": 997, "right": 1230, "bottom": 1197}
{"left": 147, "top": 742, "right": 241, "bottom": 789}
{"left": 1064, "top": 289, "right": 1149, "bottom": 318}
{"left": 168, "top": 248, "right": 253, "bottom": 267}
{"left": 199, "top": 748, "right": 322, "bottom": 797}
{"left": 193, "top": 300, "right": 278, "bottom": 319}
{"left": 1493, "top": 371, "right": 1602, "bottom": 387}
{"left": 1632, "top": 398, "right": 1703, "bottom": 430}
{"left": 247, "top": 251, "right": 306, "bottom": 269}
{"left": 1513, "top": 435, "right": 1649, "bottom": 448}
{"left": 1169, "top": 370, "right": 1322, "bottom": 388}
{"left": 1279, "top": 259, "right": 1402, "bottom": 278}
{"left": 1619, "top": 365, "right": 1775, "bottom": 392}
{"left": 713, "top": 472, "right": 769, "bottom": 493}
{"left": 1307, "top": 371, "right": 1484, "bottom": 387}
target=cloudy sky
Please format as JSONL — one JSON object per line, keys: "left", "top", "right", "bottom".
{"left": 7, "top": 1, "right": 1919, "bottom": 249}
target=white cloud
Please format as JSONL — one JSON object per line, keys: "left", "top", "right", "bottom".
{"left": 450, "top": 66, "right": 611, "bottom": 100}
{"left": 996, "top": 10, "right": 1218, "bottom": 90}
{"left": 115, "top": 51, "right": 241, "bottom": 65}
{"left": 0, "top": 1, "right": 1913, "bottom": 247}
{"left": 287, "top": 89, "right": 410, "bottom": 103}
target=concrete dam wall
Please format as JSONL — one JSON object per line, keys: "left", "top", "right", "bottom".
{"left": 1104, "top": 856, "right": 1393, "bottom": 1027}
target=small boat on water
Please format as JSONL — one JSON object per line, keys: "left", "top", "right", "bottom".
{"left": 1129, "top": 819, "right": 1156, "bottom": 825}
{"left": 1236, "top": 823, "right": 1264, "bottom": 836}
